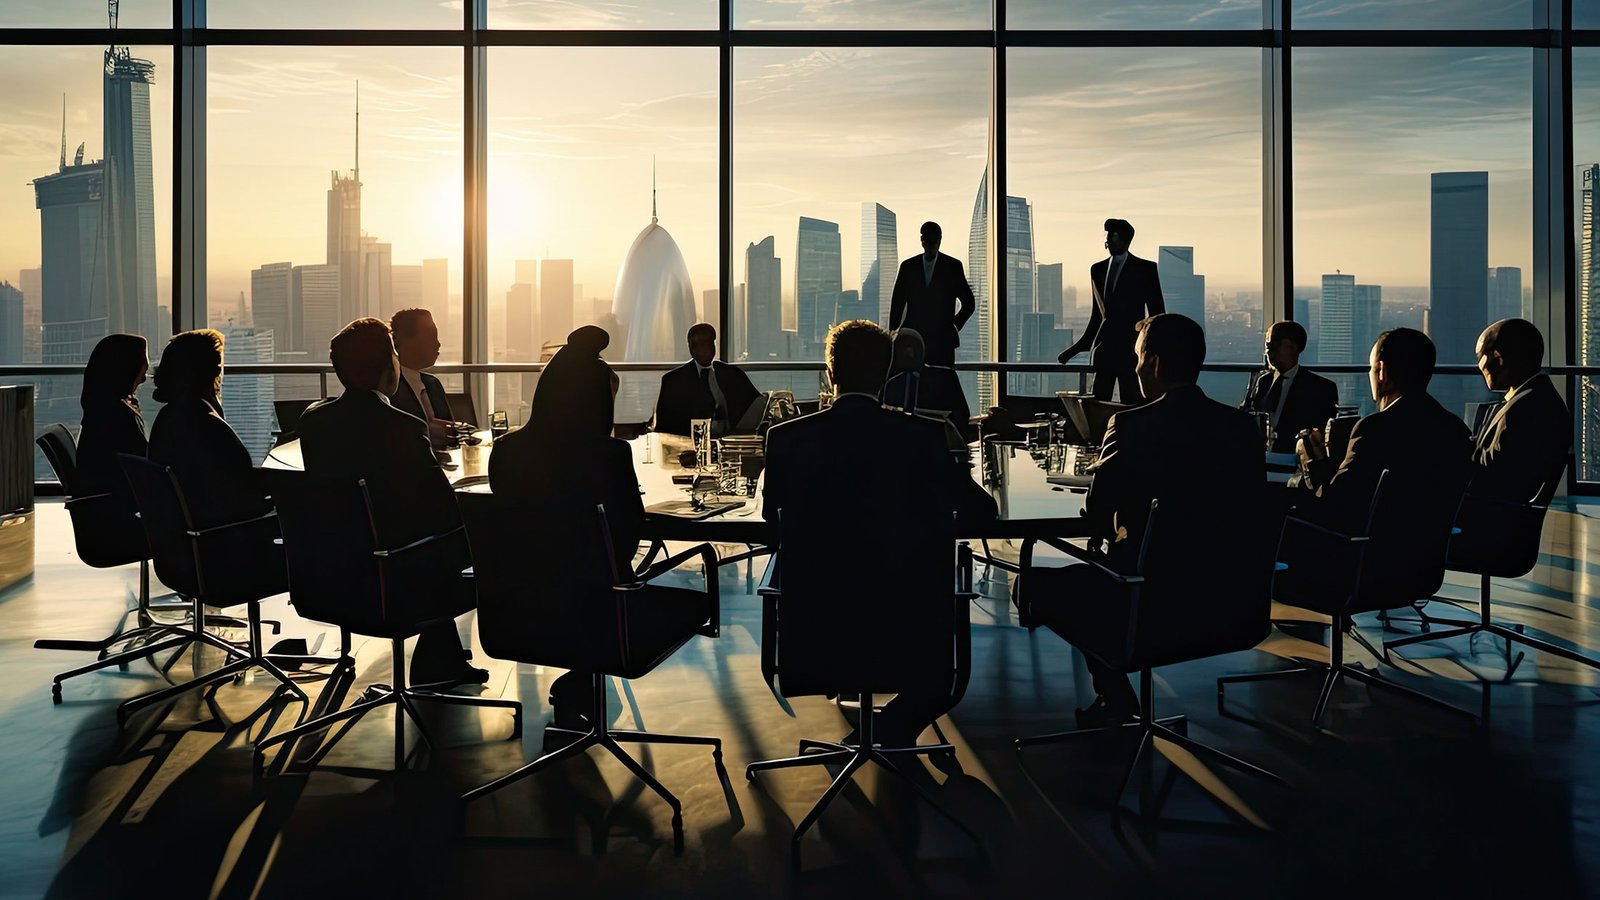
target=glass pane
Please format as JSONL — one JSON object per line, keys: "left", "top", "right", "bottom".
{"left": 1009, "top": 0, "right": 1260, "bottom": 30}
{"left": 1577, "top": 0, "right": 1600, "bottom": 28}
{"left": 1290, "top": 0, "right": 1533, "bottom": 29}
{"left": 733, "top": 47, "right": 991, "bottom": 409}
{"left": 0, "top": 45, "right": 173, "bottom": 480}
{"left": 1294, "top": 47, "right": 1530, "bottom": 426}
{"left": 734, "top": 0, "right": 989, "bottom": 29}
{"left": 1571, "top": 50, "right": 1600, "bottom": 481}
{"left": 209, "top": 0, "right": 459, "bottom": 29}
{"left": 1008, "top": 48, "right": 1262, "bottom": 403}
{"left": 489, "top": 47, "right": 717, "bottom": 426}
{"left": 208, "top": 46, "right": 462, "bottom": 448}
{"left": 490, "top": 0, "right": 717, "bottom": 29}
{"left": 0, "top": 0, "right": 166, "bottom": 27}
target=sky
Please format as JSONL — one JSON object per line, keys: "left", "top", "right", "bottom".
{"left": 0, "top": 0, "right": 1574, "bottom": 363}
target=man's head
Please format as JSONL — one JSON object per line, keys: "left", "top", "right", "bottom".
{"left": 686, "top": 322, "right": 717, "bottom": 367}
{"left": 1476, "top": 317, "right": 1544, "bottom": 392}
{"left": 1133, "top": 313, "right": 1206, "bottom": 401}
{"left": 330, "top": 317, "right": 400, "bottom": 395}
{"left": 1369, "top": 327, "right": 1435, "bottom": 406}
{"left": 390, "top": 308, "right": 440, "bottom": 371}
{"left": 1104, "top": 218, "right": 1135, "bottom": 257}
{"left": 920, "top": 221, "right": 942, "bottom": 257}
{"left": 825, "top": 319, "right": 893, "bottom": 397}
{"left": 1265, "top": 320, "right": 1307, "bottom": 373}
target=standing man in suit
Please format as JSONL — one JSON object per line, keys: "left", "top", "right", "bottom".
{"left": 1246, "top": 320, "right": 1340, "bottom": 453}
{"left": 652, "top": 322, "right": 762, "bottom": 436}
{"left": 298, "top": 318, "right": 486, "bottom": 686}
{"left": 889, "top": 221, "right": 976, "bottom": 368}
{"left": 389, "top": 307, "right": 455, "bottom": 449}
{"left": 1058, "top": 218, "right": 1165, "bottom": 401}
{"left": 763, "top": 320, "right": 995, "bottom": 747}
{"left": 1019, "top": 314, "right": 1265, "bottom": 725}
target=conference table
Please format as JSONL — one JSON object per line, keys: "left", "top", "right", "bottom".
{"left": 264, "top": 431, "right": 1093, "bottom": 547}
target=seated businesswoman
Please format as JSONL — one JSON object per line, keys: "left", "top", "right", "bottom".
{"left": 146, "top": 329, "right": 274, "bottom": 529}
{"left": 77, "top": 333, "right": 150, "bottom": 499}
{"left": 489, "top": 326, "right": 707, "bottom": 731}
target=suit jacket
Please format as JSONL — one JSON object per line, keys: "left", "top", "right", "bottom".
{"left": 762, "top": 394, "right": 996, "bottom": 528}
{"left": 297, "top": 390, "right": 462, "bottom": 549}
{"left": 1085, "top": 383, "right": 1264, "bottom": 571}
{"left": 391, "top": 369, "right": 451, "bottom": 425}
{"left": 76, "top": 397, "right": 148, "bottom": 501}
{"left": 1302, "top": 391, "right": 1474, "bottom": 537}
{"left": 889, "top": 252, "right": 976, "bottom": 367}
{"left": 652, "top": 360, "right": 762, "bottom": 436}
{"left": 1248, "top": 367, "right": 1340, "bottom": 454}
{"left": 1466, "top": 373, "right": 1570, "bottom": 507}
{"left": 1064, "top": 254, "right": 1164, "bottom": 375}
{"left": 489, "top": 426, "right": 646, "bottom": 568}
{"left": 147, "top": 397, "right": 272, "bottom": 530}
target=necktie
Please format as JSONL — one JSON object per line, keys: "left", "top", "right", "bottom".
{"left": 1105, "top": 258, "right": 1123, "bottom": 300}
{"left": 700, "top": 366, "right": 722, "bottom": 418}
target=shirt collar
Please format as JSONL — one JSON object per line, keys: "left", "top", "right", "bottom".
{"left": 1505, "top": 372, "right": 1540, "bottom": 400}
{"left": 1276, "top": 364, "right": 1300, "bottom": 381}
{"left": 370, "top": 390, "right": 393, "bottom": 405}
{"left": 1110, "top": 252, "right": 1129, "bottom": 264}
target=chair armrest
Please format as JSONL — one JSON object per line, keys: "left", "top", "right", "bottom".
{"left": 1283, "top": 514, "right": 1368, "bottom": 544}
{"left": 373, "top": 524, "right": 466, "bottom": 558}
{"left": 1050, "top": 537, "right": 1144, "bottom": 584}
{"left": 64, "top": 491, "right": 113, "bottom": 508}
{"left": 631, "top": 541, "right": 716, "bottom": 585}
{"left": 614, "top": 541, "right": 721, "bottom": 638}
{"left": 186, "top": 510, "right": 278, "bottom": 538}
{"left": 757, "top": 553, "right": 781, "bottom": 597}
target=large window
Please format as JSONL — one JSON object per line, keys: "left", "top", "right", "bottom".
{"left": 3, "top": 3, "right": 1598, "bottom": 489}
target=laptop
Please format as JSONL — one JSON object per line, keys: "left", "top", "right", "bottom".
{"left": 1055, "top": 392, "right": 1132, "bottom": 447}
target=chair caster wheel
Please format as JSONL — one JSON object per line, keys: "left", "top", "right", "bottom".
{"left": 51, "top": 683, "right": 62, "bottom": 704}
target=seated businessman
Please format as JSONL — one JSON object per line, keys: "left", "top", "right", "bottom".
{"left": 652, "top": 322, "right": 762, "bottom": 437}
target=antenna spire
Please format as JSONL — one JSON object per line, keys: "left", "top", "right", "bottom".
{"left": 354, "top": 81, "right": 360, "bottom": 183}
{"left": 59, "top": 94, "right": 66, "bottom": 171}
{"left": 651, "top": 155, "right": 657, "bottom": 224}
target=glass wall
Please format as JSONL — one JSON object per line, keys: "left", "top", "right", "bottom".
{"left": 2, "top": 3, "right": 1598, "bottom": 488}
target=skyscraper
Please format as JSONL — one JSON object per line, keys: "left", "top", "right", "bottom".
{"left": 745, "top": 236, "right": 785, "bottom": 361}
{"left": 964, "top": 169, "right": 993, "bottom": 410}
{"left": 421, "top": 258, "right": 448, "bottom": 337}
{"left": 251, "top": 262, "right": 295, "bottom": 358}
{"left": 795, "top": 216, "right": 842, "bottom": 359}
{"left": 701, "top": 289, "right": 719, "bottom": 331}
{"left": 1353, "top": 282, "right": 1382, "bottom": 359}
{"left": 1158, "top": 246, "right": 1205, "bottom": 327}
{"left": 391, "top": 264, "right": 422, "bottom": 319}
{"left": 540, "top": 259, "right": 575, "bottom": 349}
{"left": 1488, "top": 266, "right": 1523, "bottom": 324}
{"left": 327, "top": 169, "right": 361, "bottom": 323}
{"left": 860, "top": 202, "right": 897, "bottom": 326}
{"left": 18, "top": 268, "right": 41, "bottom": 364}
{"left": 360, "top": 236, "right": 392, "bottom": 320}
{"left": 218, "top": 326, "right": 275, "bottom": 463}
{"left": 1579, "top": 163, "right": 1600, "bottom": 479}
{"left": 102, "top": 49, "right": 159, "bottom": 343}
{"left": 1430, "top": 171, "right": 1491, "bottom": 420}
{"left": 293, "top": 263, "right": 341, "bottom": 361}
{"left": 1004, "top": 195, "right": 1036, "bottom": 396}
{"left": 836, "top": 288, "right": 871, "bottom": 323}
{"left": 505, "top": 283, "right": 535, "bottom": 358}
{"left": 0, "top": 282, "right": 22, "bottom": 364}
{"left": 1319, "top": 273, "right": 1356, "bottom": 365}
{"left": 1037, "top": 263, "right": 1063, "bottom": 319}
{"left": 33, "top": 159, "right": 107, "bottom": 364}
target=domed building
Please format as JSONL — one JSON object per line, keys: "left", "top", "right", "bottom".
{"left": 609, "top": 201, "right": 696, "bottom": 422}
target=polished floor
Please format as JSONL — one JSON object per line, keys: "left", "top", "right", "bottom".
{"left": 2, "top": 500, "right": 1599, "bottom": 899}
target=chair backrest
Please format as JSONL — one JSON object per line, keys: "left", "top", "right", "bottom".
{"left": 272, "top": 399, "right": 320, "bottom": 437}
{"left": 37, "top": 425, "right": 78, "bottom": 492}
{"left": 444, "top": 391, "right": 478, "bottom": 426}
{"left": 260, "top": 468, "right": 388, "bottom": 633}
{"left": 1352, "top": 466, "right": 1468, "bottom": 613}
{"left": 1127, "top": 489, "right": 1277, "bottom": 671}
{"left": 458, "top": 490, "right": 628, "bottom": 673}
{"left": 771, "top": 501, "right": 961, "bottom": 699}
{"left": 117, "top": 453, "right": 201, "bottom": 597}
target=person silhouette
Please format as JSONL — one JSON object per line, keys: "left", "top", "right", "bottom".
{"left": 1058, "top": 218, "right": 1165, "bottom": 401}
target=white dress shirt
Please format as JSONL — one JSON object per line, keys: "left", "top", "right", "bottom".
{"left": 400, "top": 366, "right": 437, "bottom": 421}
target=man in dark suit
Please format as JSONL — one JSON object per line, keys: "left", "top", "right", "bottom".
{"left": 1295, "top": 328, "right": 1474, "bottom": 537}
{"left": 1057, "top": 218, "right": 1165, "bottom": 402}
{"left": 1245, "top": 320, "right": 1340, "bottom": 454}
{"left": 889, "top": 221, "right": 976, "bottom": 368}
{"left": 763, "top": 320, "right": 996, "bottom": 747}
{"left": 1021, "top": 314, "right": 1264, "bottom": 725}
{"left": 389, "top": 307, "right": 454, "bottom": 449}
{"left": 1448, "top": 319, "right": 1572, "bottom": 569}
{"left": 652, "top": 322, "right": 762, "bottom": 436}
{"left": 298, "top": 318, "right": 486, "bottom": 686}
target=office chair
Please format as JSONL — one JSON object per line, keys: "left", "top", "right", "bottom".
{"left": 114, "top": 454, "right": 339, "bottom": 728}
{"left": 252, "top": 469, "right": 521, "bottom": 777}
{"left": 34, "top": 426, "right": 262, "bottom": 702}
{"left": 457, "top": 492, "right": 722, "bottom": 854}
{"left": 443, "top": 391, "right": 478, "bottom": 427}
{"left": 1013, "top": 499, "right": 1286, "bottom": 816}
{"left": 745, "top": 506, "right": 983, "bottom": 870}
{"left": 1218, "top": 470, "right": 1477, "bottom": 730}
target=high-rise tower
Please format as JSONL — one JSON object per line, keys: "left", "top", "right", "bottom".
{"left": 327, "top": 84, "right": 363, "bottom": 324}
{"left": 795, "top": 216, "right": 842, "bottom": 359}
{"left": 860, "top": 202, "right": 897, "bottom": 326}
{"left": 1430, "top": 171, "right": 1491, "bottom": 421}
